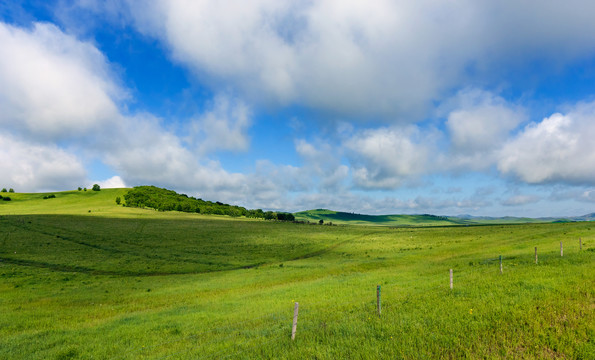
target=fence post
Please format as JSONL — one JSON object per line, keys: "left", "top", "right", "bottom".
{"left": 499, "top": 255, "right": 503, "bottom": 274}
{"left": 377, "top": 285, "right": 381, "bottom": 316}
{"left": 579, "top": 237, "right": 582, "bottom": 251}
{"left": 535, "top": 247, "right": 538, "bottom": 264}
{"left": 449, "top": 269, "right": 453, "bottom": 290}
{"left": 291, "top": 302, "right": 299, "bottom": 340}
{"left": 560, "top": 242, "right": 563, "bottom": 257}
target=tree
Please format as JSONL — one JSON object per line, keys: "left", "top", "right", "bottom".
{"left": 1, "top": 188, "right": 6, "bottom": 192}
{"left": 8, "top": 188, "right": 14, "bottom": 193}
{"left": 78, "top": 187, "right": 82, "bottom": 191}
{"left": 319, "top": 219, "right": 324, "bottom": 225}
{"left": 115, "top": 197, "right": 121, "bottom": 205}
{"left": 92, "top": 184, "right": 101, "bottom": 191}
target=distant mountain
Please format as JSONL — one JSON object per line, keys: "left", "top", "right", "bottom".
{"left": 294, "top": 209, "right": 595, "bottom": 227}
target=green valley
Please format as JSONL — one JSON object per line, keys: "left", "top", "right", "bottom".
{"left": 1, "top": 189, "right": 593, "bottom": 359}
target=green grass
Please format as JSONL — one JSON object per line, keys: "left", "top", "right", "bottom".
{"left": 294, "top": 209, "right": 550, "bottom": 226}
{"left": 1, "top": 191, "right": 594, "bottom": 359}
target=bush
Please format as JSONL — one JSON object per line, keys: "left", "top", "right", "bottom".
{"left": 8, "top": 188, "right": 14, "bottom": 193}
{"left": 2, "top": 197, "right": 11, "bottom": 201}
{"left": 43, "top": 194, "right": 56, "bottom": 199}
{"left": 115, "top": 197, "right": 121, "bottom": 205}
{"left": 78, "top": 187, "right": 82, "bottom": 191}
{"left": 92, "top": 184, "right": 101, "bottom": 191}
{"left": 1, "top": 188, "right": 6, "bottom": 192}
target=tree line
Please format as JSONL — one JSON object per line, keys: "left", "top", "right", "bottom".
{"left": 122, "top": 186, "right": 295, "bottom": 221}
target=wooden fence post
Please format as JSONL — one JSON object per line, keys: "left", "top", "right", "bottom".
{"left": 291, "top": 302, "right": 299, "bottom": 340}
{"left": 377, "top": 285, "right": 381, "bottom": 316}
{"left": 560, "top": 242, "right": 563, "bottom": 257}
{"left": 499, "top": 255, "right": 503, "bottom": 274}
{"left": 535, "top": 247, "right": 538, "bottom": 264}
{"left": 449, "top": 269, "right": 453, "bottom": 290}
{"left": 579, "top": 237, "right": 582, "bottom": 251}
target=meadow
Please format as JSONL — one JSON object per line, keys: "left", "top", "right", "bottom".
{"left": 1, "top": 190, "right": 593, "bottom": 359}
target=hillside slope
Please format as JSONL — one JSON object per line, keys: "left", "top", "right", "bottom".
{"left": 0, "top": 188, "right": 131, "bottom": 216}
{"left": 294, "top": 209, "right": 586, "bottom": 226}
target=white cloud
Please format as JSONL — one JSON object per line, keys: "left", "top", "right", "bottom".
{"left": 121, "top": 0, "right": 595, "bottom": 119}
{"left": 295, "top": 139, "right": 349, "bottom": 190}
{"left": 93, "top": 176, "right": 126, "bottom": 189}
{"left": 189, "top": 95, "right": 251, "bottom": 155}
{"left": 345, "top": 127, "right": 432, "bottom": 189}
{"left": 498, "top": 102, "right": 595, "bottom": 185}
{"left": 0, "top": 22, "right": 122, "bottom": 140}
{"left": 0, "top": 21, "right": 253, "bottom": 198}
{"left": 446, "top": 89, "right": 524, "bottom": 153}
{"left": 440, "top": 89, "right": 525, "bottom": 171}
{"left": 0, "top": 134, "right": 86, "bottom": 192}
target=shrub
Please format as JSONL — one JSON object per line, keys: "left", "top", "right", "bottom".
{"left": 8, "top": 188, "right": 14, "bottom": 193}
{"left": 92, "top": 184, "right": 101, "bottom": 191}
{"left": 1, "top": 188, "right": 6, "bottom": 192}
{"left": 2, "top": 197, "right": 11, "bottom": 201}
{"left": 115, "top": 197, "right": 121, "bottom": 205}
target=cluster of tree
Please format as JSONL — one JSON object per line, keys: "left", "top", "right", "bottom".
{"left": 43, "top": 194, "right": 56, "bottom": 199}
{"left": 421, "top": 214, "right": 449, "bottom": 221}
{"left": 0, "top": 195, "right": 11, "bottom": 201}
{"left": 1, "top": 188, "right": 14, "bottom": 193}
{"left": 76, "top": 184, "right": 100, "bottom": 191}
{"left": 123, "top": 186, "right": 295, "bottom": 221}
{"left": 264, "top": 211, "right": 295, "bottom": 221}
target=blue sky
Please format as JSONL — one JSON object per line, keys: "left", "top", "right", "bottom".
{"left": 2, "top": 1, "right": 595, "bottom": 217}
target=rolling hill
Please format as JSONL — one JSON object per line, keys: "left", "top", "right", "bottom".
{"left": 294, "top": 209, "right": 592, "bottom": 227}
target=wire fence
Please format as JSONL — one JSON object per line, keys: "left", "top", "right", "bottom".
{"left": 117, "top": 239, "right": 589, "bottom": 359}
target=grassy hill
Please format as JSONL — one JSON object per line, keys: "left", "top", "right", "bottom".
{"left": 295, "top": 209, "right": 464, "bottom": 226}
{"left": 0, "top": 188, "right": 132, "bottom": 216}
{"left": 1, "top": 191, "right": 594, "bottom": 359}
{"left": 295, "top": 209, "right": 576, "bottom": 226}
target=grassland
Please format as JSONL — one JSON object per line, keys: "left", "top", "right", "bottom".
{"left": 1, "top": 190, "right": 594, "bottom": 359}
{"left": 294, "top": 209, "right": 564, "bottom": 226}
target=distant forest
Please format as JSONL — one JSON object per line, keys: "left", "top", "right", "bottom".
{"left": 123, "top": 186, "right": 294, "bottom": 221}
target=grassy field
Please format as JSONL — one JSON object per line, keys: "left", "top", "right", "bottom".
{"left": 1, "top": 190, "right": 594, "bottom": 359}
{"left": 295, "top": 209, "right": 558, "bottom": 226}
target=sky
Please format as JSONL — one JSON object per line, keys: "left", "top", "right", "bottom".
{"left": 1, "top": 1, "right": 595, "bottom": 217}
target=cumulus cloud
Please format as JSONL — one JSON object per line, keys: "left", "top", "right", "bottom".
{"left": 119, "top": 0, "right": 595, "bottom": 119}
{"left": 0, "top": 134, "right": 87, "bottom": 192}
{"left": 94, "top": 175, "right": 126, "bottom": 189}
{"left": 345, "top": 127, "right": 433, "bottom": 189}
{"left": 437, "top": 89, "right": 526, "bottom": 171}
{"left": 295, "top": 139, "right": 349, "bottom": 190}
{"left": 189, "top": 95, "right": 251, "bottom": 155}
{"left": 0, "top": 22, "right": 122, "bottom": 140}
{"left": 0, "top": 21, "right": 252, "bottom": 199}
{"left": 498, "top": 102, "right": 595, "bottom": 185}
{"left": 446, "top": 89, "right": 524, "bottom": 153}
